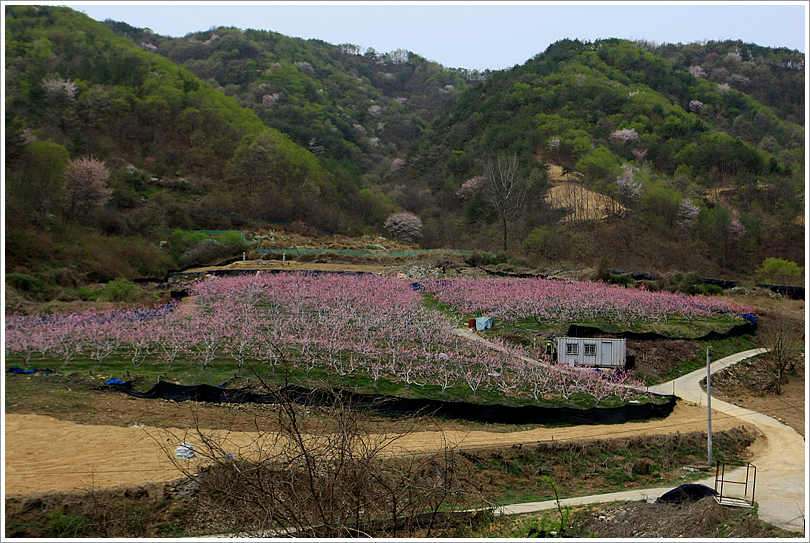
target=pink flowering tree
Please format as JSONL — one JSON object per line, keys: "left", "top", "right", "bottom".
{"left": 432, "top": 354, "right": 460, "bottom": 394}
{"left": 729, "top": 219, "right": 747, "bottom": 240}
{"left": 4, "top": 316, "right": 51, "bottom": 368}
{"left": 390, "top": 158, "right": 406, "bottom": 172}
{"left": 456, "top": 176, "right": 486, "bottom": 200}
{"left": 384, "top": 212, "right": 423, "bottom": 242}
{"left": 153, "top": 316, "right": 189, "bottom": 370}
{"left": 85, "top": 317, "right": 123, "bottom": 368}
{"left": 62, "top": 157, "right": 112, "bottom": 224}
{"left": 461, "top": 363, "right": 488, "bottom": 397}
{"left": 49, "top": 314, "right": 86, "bottom": 368}
{"left": 631, "top": 148, "right": 647, "bottom": 163}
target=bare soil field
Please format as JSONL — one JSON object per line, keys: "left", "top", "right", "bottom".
{"left": 4, "top": 398, "right": 751, "bottom": 497}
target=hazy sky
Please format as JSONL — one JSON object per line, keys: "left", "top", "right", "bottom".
{"left": 37, "top": 1, "right": 808, "bottom": 71}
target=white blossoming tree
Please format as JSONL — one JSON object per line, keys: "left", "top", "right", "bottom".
{"left": 62, "top": 157, "right": 112, "bottom": 224}
{"left": 384, "top": 212, "right": 423, "bottom": 242}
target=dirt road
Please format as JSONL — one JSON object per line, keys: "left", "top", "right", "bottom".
{"left": 3, "top": 399, "right": 744, "bottom": 497}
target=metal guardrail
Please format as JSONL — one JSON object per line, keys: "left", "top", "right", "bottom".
{"left": 714, "top": 461, "right": 756, "bottom": 508}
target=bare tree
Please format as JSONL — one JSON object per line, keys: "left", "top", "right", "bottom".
{"left": 154, "top": 383, "right": 489, "bottom": 537}
{"left": 484, "top": 153, "right": 527, "bottom": 253}
{"left": 757, "top": 317, "right": 804, "bottom": 394}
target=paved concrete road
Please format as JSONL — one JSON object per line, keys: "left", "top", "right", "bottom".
{"left": 497, "top": 349, "right": 806, "bottom": 533}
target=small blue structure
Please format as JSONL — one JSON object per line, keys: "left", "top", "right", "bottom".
{"left": 475, "top": 316, "right": 494, "bottom": 331}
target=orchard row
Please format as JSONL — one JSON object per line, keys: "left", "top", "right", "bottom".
{"left": 419, "top": 276, "right": 753, "bottom": 326}
{"left": 5, "top": 273, "right": 742, "bottom": 404}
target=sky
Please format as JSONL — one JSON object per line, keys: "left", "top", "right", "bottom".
{"left": 33, "top": 1, "right": 809, "bottom": 72}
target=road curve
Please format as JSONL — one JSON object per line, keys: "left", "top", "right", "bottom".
{"left": 498, "top": 349, "right": 806, "bottom": 533}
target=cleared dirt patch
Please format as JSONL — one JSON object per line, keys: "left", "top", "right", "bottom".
{"left": 545, "top": 183, "right": 624, "bottom": 221}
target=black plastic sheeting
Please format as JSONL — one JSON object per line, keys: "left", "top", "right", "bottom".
{"left": 567, "top": 322, "right": 756, "bottom": 342}
{"left": 656, "top": 483, "right": 716, "bottom": 504}
{"left": 759, "top": 283, "right": 804, "bottom": 301}
{"left": 107, "top": 381, "right": 677, "bottom": 426}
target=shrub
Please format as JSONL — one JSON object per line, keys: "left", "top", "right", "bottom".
{"left": 178, "top": 239, "right": 225, "bottom": 268}
{"left": 5, "top": 273, "right": 47, "bottom": 295}
{"left": 111, "top": 237, "right": 175, "bottom": 278}
{"left": 48, "top": 509, "right": 87, "bottom": 537}
{"left": 100, "top": 278, "right": 145, "bottom": 303}
{"left": 465, "top": 252, "right": 505, "bottom": 267}
{"left": 609, "top": 274, "right": 636, "bottom": 288}
{"left": 75, "top": 287, "right": 103, "bottom": 301}
{"left": 166, "top": 230, "right": 209, "bottom": 261}
{"left": 755, "top": 257, "right": 803, "bottom": 286}
{"left": 700, "top": 284, "right": 724, "bottom": 296}
{"left": 167, "top": 230, "right": 248, "bottom": 268}
{"left": 213, "top": 230, "right": 248, "bottom": 252}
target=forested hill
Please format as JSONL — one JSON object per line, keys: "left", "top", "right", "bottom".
{"left": 4, "top": 5, "right": 805, "bottom": 305}
{"left": 4, "top": 5, "right": 357, "bottom": 234}
{"left": 399, "top": 38, "right": 804, "bottom": 273}
{"left": 106, "top": 19, "right": 485, "bottom": 224}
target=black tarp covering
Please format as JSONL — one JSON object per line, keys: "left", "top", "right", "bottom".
{"left": 108, "top": 382, "right": 677, "bottom": 425}
{"left": 567, "top": 322, "right": 756, "bottom": 341}
{"left": 109, "top": 381, "right": 278, "bottom": 403}
{"left": 656, "top": 483, "right": 716, "bottom": 504}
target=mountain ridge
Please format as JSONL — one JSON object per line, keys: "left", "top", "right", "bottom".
{"left": 4, "top": 5, "right": 804, "bottom": 304}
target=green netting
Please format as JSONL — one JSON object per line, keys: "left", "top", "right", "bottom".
{"left": 259, "top": 248, "right": 475, "bottom": 257}
{"left": 190, "top": 230, "right": 250, "bottom": 244}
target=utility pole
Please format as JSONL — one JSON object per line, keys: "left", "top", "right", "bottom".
{"left": 706, "top": 346, "right": 712, "bottom": 466}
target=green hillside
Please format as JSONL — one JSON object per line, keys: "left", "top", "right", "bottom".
{"left": 105, "top": 20, "right": 485, "bottom": 225}
{"left": 400, "top": 38, "right": 804, "bottom": 272}
{"left": 4, "top": 6, "right": 805, "bottom": 307}
{"left": 4, "top": 5, "right": 356, "bottom": 296}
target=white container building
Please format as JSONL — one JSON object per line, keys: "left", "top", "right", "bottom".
{"left": 554, "top": 337, "right": 627, "bottom": 368}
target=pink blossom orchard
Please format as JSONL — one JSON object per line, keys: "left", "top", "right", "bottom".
{"left": 4, "top": 273, "right": 651, "bottom": 404}
{"left": 420, "top": 277, "right": 753, "bottom": 327}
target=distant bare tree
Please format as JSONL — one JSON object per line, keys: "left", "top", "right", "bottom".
{"left": 484, "top": 153, "right": 527, "bottom": 253}
{"left": 757, "top": 318, "right": 804, "bottom": 394}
